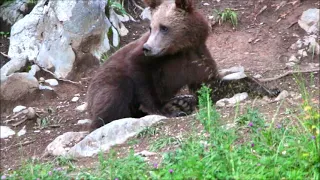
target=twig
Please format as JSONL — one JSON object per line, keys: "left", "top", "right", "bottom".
{"left": 0, "top": 52, "right": 10, "bottom": 58}
{"left": 11, "top": 117, "right": 27, "bottom": 127}
{"left": 131, "top": 0, "right": 144, "bottom": 11}
{"left": 259, "top": 69, "right": 320, "bottom": 82}
{"left": 254, "top": 5, "right": 267, "bottom": 21}
{"left": 287, "top": 21, "right": 297, "bottom": 29}
{"left": 1, "top": 140, "right": 35, "bottom": 151}
{"left": 36, "top": 64, "right": 81, "bottom": 85}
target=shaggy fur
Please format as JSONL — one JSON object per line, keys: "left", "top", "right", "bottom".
{"left": 86, "top": 0, "right": 279, "bottom": 130}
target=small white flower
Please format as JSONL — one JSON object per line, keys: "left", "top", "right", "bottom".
{"left": 281, "top": 151, "right": 287, "bottom": 155}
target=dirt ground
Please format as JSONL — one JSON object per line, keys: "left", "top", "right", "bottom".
{"left": 0, "top": 0, "right": 319, "bottom": 173}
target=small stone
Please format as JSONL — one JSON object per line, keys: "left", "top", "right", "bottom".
{"left": 28, "top": 65, "right": 40, "bottom": 76}
{"left": 74, "top": 93, "right": 80, "bottom": 97}
{"left": 203, "top": 2, "right": 210, "bottom": 6}
{"left": 297, "top": 49, "right": 308, "bottom": 57}
{"left": 221, "top": 123, "right": 236, "bottom": 130}
{"left": 45, "top": 79, "right": 59, "bottom": 86}
{"left": 253, "top": 74, "right": 262, "bottom": 79}
{"left": 13, "top": 105, "right": 26, "bottom": 113}
{"left": 292, "top": 33, "right": 299, "bottom": 37}
{"left": 77, "top": 119, "right": 92, "bottom": 125}
{"left": 275, "top": 90, "right": 289, "bottom": 101}
{"left": 298, "top": 8, "right": 319, "bottom": 34}
{"left": 0, "top": 126, "right": 15, "bottom": 139}
{"left": 39, "top": 85, "right": 54, "bottom": 90}
{"left": 71, "top": 97, "right": 79, "bottom": 102}
{"left": 75, "top": 103, "right": 88, "bottom": 112}
{"left": 26, "top": 107, "right": 36, "bottom": 119}
{"left": 39, "top": 77, "right": 45, "bottom": 83}
{"left": 134, "top": 150, "right": 157, "bottom": 157}
{"left": 286, "top": 62, "right": 297, "bottom": 67}
{"left": 17, "top": 125, "right": 26, "bottom": 136}
{"left": 216, "top": 99, "right": 227, "bottom": 107}
{"left": 288, "top": 55, "right": 300, "bottom": 63}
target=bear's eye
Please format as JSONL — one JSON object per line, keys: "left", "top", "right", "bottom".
{"left": 160, "top": 25, "right": 169, "bottom": 34}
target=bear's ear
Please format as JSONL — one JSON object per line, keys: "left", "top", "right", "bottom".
{"left": 144, "top": 0, "right": 162, "bottom": 9}
{"left": 175, "top": 0, "right": 193, "bottom": 12}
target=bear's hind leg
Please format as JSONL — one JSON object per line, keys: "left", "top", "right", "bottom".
{"left": 88, "top": 79, "right": 135, "bottom": 131}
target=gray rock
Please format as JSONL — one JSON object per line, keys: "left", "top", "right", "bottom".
{"left": 288, "top": 55, "right": 300, "bottom": 63}
{"left": 298, "top": 8, "right": 319, "bottom": 34}
{"left": 219, "top": 66, "right": 245, "bottom": 77}
{"left": 1, "top": 0, "right": 111, "bottom": 83}
{"left": 44, "top": 131, "right": 89, "bottom": 156}
{"left": 45, "top": 79, "right": 59, "bottom": 86}
{"left": 0, "top": 126, "right": 15, "bottom": 139}
{"left": 39, "top": 85, "right": 53, "bottom": 91}
{"left": 0, "top": 0, "right": 30, "bottom": 25}
{"left": 75, "top": 103, "right": 88, "bottom": 112}
{"left": 253, "top": 74, "right": 262, "bottom": 79}
{"left": 67, "top": 115, "right": 167, "bottom": 157}
{"left": 140, "top": 7, "right": 151, "bottom": 20}
{"left": 77, "top": 119, "right": 92, "bottom": 125}
{"left": 275, "top": 90, "right": 289, "bottom": 101}
{"left": 222, "top": 72, "right": 247, "bottom": 80}
{"left": 290, "top": 39, "right": 303, "bottom": 50}
{"left": 13, "top": 105, "right": 26, "bottom": 113}
{"left": 216, "top": 92, "right": 248, "bottom": 107}
{"left": 28, "top": 65, "right": 40, "bottom": 76}
{"left": 134, "top": 150, "right": 157, "bottom": 157}
{"left": 17, "top": 125, "right": 26, "bottom": 137}
{"left": 286, "top": 62, "right": 297, "bottom": 68}
{"left": 26, "top": 107, "right": 36, "bottom": 119}
{"left": 297, "top": 49, "right": 308, "bottom": 58}
{"left": 71, "top": 97, "right": 79, "bottom": 102}
{"left": 0, "top": 73, "right": 39, "bottom": 102}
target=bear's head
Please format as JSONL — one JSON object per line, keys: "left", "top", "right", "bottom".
{"left": 143, "top": 0, "right": 210, "bottom": 57}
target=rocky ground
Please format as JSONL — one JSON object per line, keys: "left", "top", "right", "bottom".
{"left": 0, "top": 0, "right": 319, "bottom": 173}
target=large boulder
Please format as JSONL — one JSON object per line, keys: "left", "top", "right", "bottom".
{"left": 298, "top": 8, "right": 319, "bottom": 35}
{"left": 0, "top": 0, "right": 31, "bottom": 25}
{"left": 0, "top": 0, "right": 112, "bottom": 83}
{"left": 0, "top": 73, "right": 38, "bottom": 102}
{"left": 66, "top": 115, "right": 167, "bottom": 158}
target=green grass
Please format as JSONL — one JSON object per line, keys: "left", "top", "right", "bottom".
{"left": 1, "top": 81, "right": 319, "bottom": 179}
{"left": 214, "top": 8, "right": 238, "bottom": 27}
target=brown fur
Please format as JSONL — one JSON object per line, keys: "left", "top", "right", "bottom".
{"left": 86, "top": 0, "right": 279, "bottom": 130}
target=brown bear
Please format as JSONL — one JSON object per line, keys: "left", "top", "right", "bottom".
{"left": 86, "top": 0, "right": 280, "bottom": 130}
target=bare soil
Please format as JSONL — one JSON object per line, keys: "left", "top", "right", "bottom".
{"left": 0, "top": 0, "right": 319, "bottom": 173}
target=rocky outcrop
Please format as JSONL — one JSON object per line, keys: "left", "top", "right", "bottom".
{"left": 1, "top": 0, "right": 111, "bottom": 83}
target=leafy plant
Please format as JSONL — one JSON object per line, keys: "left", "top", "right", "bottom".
{"left": 137, "top": 126, "right": 158, "bottom": 138}
{"left": 215, "top": 8, "right": 238, "bottom": 27}
{"left": 0, "top": 31, "right": 10, "bottom": 38}
{"left": 149, "top": 136, "right": 182, "bottom": 151}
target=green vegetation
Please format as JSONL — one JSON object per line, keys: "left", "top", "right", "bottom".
{"left": 0, "top": 31, "right": 10, "bottom": 38}
{"left": 1, "top": 78, "right": 319, "bottom": 179}
{"left": 215, "top": 8, "right": 238, "bottom": 27}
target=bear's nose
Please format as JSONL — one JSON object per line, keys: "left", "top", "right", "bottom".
{"left": 143, "top": 44, "right": 151, "bottom": 53}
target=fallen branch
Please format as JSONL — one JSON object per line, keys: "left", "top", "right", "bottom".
{"left": 0, "top": 52, "right": 10, "bottom": 58}
{"left": 35, "top": 64, "right": 81, "bottom": 85}
{"left": 1, "top": 140, "right": 35, "bottom": 151}
{"left": 11, "top": 117, "right": 27, "bottom": 127}
{"left": 259, "top": 69, "right": 320, "bottom": 82}
{"left": 254, "top": 5, "right": 267, "bottom": 21}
